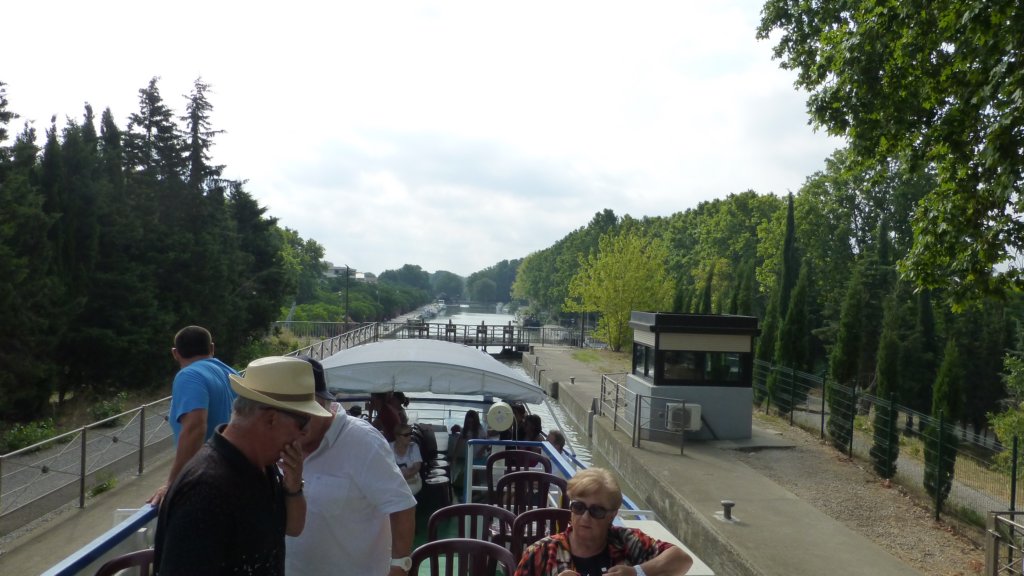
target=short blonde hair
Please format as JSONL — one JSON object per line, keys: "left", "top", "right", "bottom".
{"left": 567, "top": 467, "right": 622, "bottom": 510}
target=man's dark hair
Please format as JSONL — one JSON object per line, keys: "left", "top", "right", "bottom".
{"left": 174, "top": 326, "right": 213, "bottom": 359}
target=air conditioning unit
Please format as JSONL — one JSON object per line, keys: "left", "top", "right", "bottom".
{"left": 665, "top": 403, "right": 701, "bottom": 432}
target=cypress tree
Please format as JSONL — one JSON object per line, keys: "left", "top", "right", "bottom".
{"left": 870, "top": 292, "right": 901, "bottom": 478}
{"left": 771, "top": 262, "right": 812, "bottom": 413}
{"left": 924, "top": 339, "right": 963, "bottom": 511}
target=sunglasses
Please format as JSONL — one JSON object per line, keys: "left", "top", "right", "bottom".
{"left": 569, "top": 500, "right": 614, "bottom": 519}
{"left": 272, "top": 408, "right": 311, "bottom": 432}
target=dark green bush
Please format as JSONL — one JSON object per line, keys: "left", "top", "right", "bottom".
{"left": 1, "top": 419, "right": 56, "bottom": 453}
{"left": 90, "top": 392, "right": 127, "bottom": 426}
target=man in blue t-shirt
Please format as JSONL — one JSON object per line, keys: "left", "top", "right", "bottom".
{"left": 148, "top": 325, "right": 238, "bottom": 506}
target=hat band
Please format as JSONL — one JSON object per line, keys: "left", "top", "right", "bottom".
{"left": 259, "top": 390, "right": 316, "bottom": 403}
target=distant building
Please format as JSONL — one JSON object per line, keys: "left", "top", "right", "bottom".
{"left": 323, "top": 262, "right": 377, "bottom": 283}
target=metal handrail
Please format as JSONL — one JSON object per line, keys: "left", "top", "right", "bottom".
{"left": 0, "top": 397, "right": 172, "bottom": 537}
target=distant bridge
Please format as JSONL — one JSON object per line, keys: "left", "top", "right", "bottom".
{"left": 273, "top": 321, "right": 588, "bottom": 360}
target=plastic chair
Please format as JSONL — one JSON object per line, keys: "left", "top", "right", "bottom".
{"left": 492, "top": 470, "right": 568, "bottom": 516}
{"left": 93, "top": 548, "right": 154, "bottom": 576}
{"left": 511, "top": 507, "right": 572, "bottom": 559}
{"left": 485, "top": 450, "right": 552, "bottom": 503}
{"left": 410, "top": 537, "right": 517, "bottom": 576}
{"left": 428, "top": 503, "right": 516, "bottom": 550}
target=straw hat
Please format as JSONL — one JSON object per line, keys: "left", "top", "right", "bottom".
{"left": 229, "top": 356, "right": 332, "bottom": 417}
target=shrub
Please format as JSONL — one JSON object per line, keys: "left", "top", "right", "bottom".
{"left": 90, "top": 392, "right": 127, "bottom": 426}
{"left": 1, "top": 419, "right": 56, "bottom": 453}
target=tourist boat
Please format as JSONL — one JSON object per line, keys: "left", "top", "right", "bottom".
{"left": 43, "top": 339, "right": 712, "bottom": 575}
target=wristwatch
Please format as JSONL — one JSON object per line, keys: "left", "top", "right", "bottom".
{"left": 390, "top": 556, "right": 413, "bottom": 571}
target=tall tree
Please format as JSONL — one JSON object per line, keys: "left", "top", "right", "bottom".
{"left": 924, "top": 338, "right": 963, "bottom": 510}
{"left": 565, "top": 229, "right": 674, "bottom": 351}
{"left": 124, "top": 77, "right": 183, "bottom": 181}
{"left": 182, "top": 78, "right": 224, "bottom": 191}
{"left": 758, "top": 1, "right": 1024, "bottom": 303}
{"left": 870, "top": 293, "right": 902, "bottom": 479}
{"left": 0, "top": 123, "right": 61, "bottom": 418}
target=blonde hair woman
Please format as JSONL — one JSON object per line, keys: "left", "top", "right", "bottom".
{"left": 514, "top": 467, "right": 693, "bottom": 576}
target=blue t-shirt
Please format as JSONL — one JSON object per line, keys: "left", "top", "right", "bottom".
{"left": 169, "top": 358, "right": 238, "bottom": 442}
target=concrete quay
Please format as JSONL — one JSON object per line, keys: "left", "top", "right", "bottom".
{"left": 524, "top": 346, "right": 921, "bottom": 576}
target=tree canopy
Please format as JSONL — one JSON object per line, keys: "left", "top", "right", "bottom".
{"left": 758, "top": 1, "right": 1024, "bottom": 303}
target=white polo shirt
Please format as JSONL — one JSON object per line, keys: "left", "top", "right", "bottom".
{"left": 286, "top": 414, "right": 417, "bottom": 575}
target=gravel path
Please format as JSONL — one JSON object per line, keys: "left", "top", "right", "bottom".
{"left": 743, "top": 414, "right": 985, "bottom": 576}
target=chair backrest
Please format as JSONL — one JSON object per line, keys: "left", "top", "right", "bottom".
{"left": 93, "top": 548, "right": 155, "bottom": 576}
{"left": 411, "top": 537, "right": 517, "bottom": 576}
{"left": 511, "top": 507, "right": 573, "bottom": 559}
{"left": 485, "top": 450, "right": 552, "bottom": 502}
{"left": 413, "top": 423, "right": 439, "bottom": 463}
{"left": 428, "top": 503, "right": 516, "bottom": 550}
{"left": 492, "top": 470, "right": 569, "bottom": 516}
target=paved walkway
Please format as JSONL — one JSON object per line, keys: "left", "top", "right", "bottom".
{"left": 525, "top": 346, "right": 921, "bottom": 576}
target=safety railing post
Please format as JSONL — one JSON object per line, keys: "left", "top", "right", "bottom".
{"left": 680, "top": 400, "right": 687, "bottom": 456}
{"left": 613, "top": 385, "right": 620, "bottom": 431}
{"left": 885, "top": 393, "right": 896, "bottom": 479}
{"left": 820, "top": 373, "right": 826, "bottom": 439}
{"left": 789, "top": 367, "right": 796, "bottom": 426}
{"left": 849, "top": 385, "right": 858, "bottom": 458}
{"left": 935, "top": 410, "right": 944, "bottom": 521}
{"left": 633, "top": 394, "right": 642, "bottom": 448}
{"left": 139, "top": 404, "right": 146, "bottom": 475}
{"left": 79, "top": 426, "right": 88, "bottom": 508}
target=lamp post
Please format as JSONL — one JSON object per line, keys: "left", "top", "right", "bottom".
{"left": 344, "top": 264, "right": 350, "bottom": 331}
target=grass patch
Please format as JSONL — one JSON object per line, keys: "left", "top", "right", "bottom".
{"left": 89, "top": 475, "right": 117, "bottom": 498}
{"left": 570, "top": 349, "right": 630, "bottom": 374}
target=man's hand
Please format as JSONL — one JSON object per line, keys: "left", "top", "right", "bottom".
{"left": 279, "top": 439, "right": 304, "bottom": 493}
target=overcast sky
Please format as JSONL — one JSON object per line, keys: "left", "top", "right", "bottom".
{"left": 5, "top": 1, "right": 840, "bottom": 277}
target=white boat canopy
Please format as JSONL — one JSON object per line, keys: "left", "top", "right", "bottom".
{"left": 319, "top": 339, "right": 546, "bottom": 403}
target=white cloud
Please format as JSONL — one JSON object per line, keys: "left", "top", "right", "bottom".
{"left": 4, "top": 0, "right": 840, "bottom": 277}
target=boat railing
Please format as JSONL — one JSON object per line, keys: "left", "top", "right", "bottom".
{"left": 41, "top": 505, "right": 157, "bottom": 576}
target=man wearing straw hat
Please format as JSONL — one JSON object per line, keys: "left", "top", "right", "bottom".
{"left": 154, "top": 356, "right": 332, "bottom": 576}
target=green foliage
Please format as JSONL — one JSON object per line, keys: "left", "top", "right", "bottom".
{"left": 431, "top": 270, "right": 465, "bottom": 302}
{"left": 88, "top": 474, "right": 117, "bottom": 497}
{"left": 564, "top": 229, "right": 674, "bottom": 352}
{"left": 826, "top": 380, "right": 855, "bottom": 451}
{"left": 1, "top": 419, "right": 56, "bottom": 453}
{"left": 90, "top": 392, "right": 127, "bottom": 426}
{"left": 758, "top": 1, "right": 1024, "bottom": 304}
{"left": 870, "top": 296, "right": 901, "bottom": 478}
{"left": 513, "top": 209, "right": 620, "bottom": 322}
{"left": 924, "top": 339, "right": 964, "bottom": 509}
{"left": 0, "top": 77, "right": 307, "bottom": 419}
{"left": 466, "top": 260, "right": 518, "bottom": 303}
{"left": 923, "top": 419, "right": 958, "bottom": 511}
